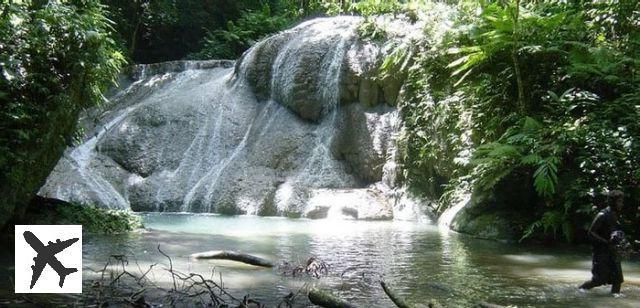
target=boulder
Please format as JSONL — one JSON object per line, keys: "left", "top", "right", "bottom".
{"left": 449, "top": 172, "right": 539, "bottom": 242}
{"left": 303, "top": 188, "right": 393, "bottom": 220}
{"left": 239, "top": 17, "right": 361, "bottom": 122}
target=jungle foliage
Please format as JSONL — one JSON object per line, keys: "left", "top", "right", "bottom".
{"left": 102, "top": 0, "right": 340, "bottom": 63}
{"left": 188, "top": 3, "right": 294, "bottom": 60}
{"left": 101, "top": 0, "right": 415, "bottom": 63}
{"left": 0, "top": 0, "right": 125, "bottom": 228}
{"left": 102, "top": 0, "right": 305, "bottom": 62}
{"left": 399, "top": 0, "right": 640, "bottom": 242}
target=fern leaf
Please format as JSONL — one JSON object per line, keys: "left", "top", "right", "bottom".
{"left": 521, "top": 154, "right": 542, "bottom": 165}
{"left": 533, "top": 157, "right": 559, "bottom": 198}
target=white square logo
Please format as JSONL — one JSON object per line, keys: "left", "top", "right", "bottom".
{"left": 14, "top": 225, "right": 82, "bottom": 293}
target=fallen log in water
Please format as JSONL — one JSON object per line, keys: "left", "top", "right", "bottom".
{"left": 380, "top": 281, "right": 444, "bottom": 308}
{"left": 190, "top": 250, "right": 274, "bottom": 268}
{"left": 380, "top": 281, "right": 412, "bottom": 308}
{"left": 308, "top": 289, "right": 356, "bottom": 308}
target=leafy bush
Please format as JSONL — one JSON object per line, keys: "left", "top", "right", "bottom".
{"left": 349, "top": 0, "right": 403, "bottom": 16}
{"left": 189, "top": 4, "right": 294, "bottom": 60}
{"left": 58, "top": 205, "right": 142, "bottom": 234}
{"left": 26, "top": 199, "right": 142, "bottom": 234}
{"left": 357, "top": 16, "right": 389, "bottom": 40}
{"left": 302, "top": 0, "right": 404, "bottom": 16}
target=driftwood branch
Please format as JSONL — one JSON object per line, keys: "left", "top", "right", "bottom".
{"left": 191, "top": 250, "right": 274, "bottom": 268}
{"left": 380, "top": 281, "right": 413, "bottom": 308}
{"left": 278, "top": 256, "right": 329, "bottom": 278}
{"left": 308, "top": 289, "right": 356, "bottom": 308}
{"left": 157, "top": 244, "right": 178, "bottom": 292}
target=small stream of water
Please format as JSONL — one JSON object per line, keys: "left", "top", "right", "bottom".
{"left": 82, "top": 213, "right": 640, "bottom": 307}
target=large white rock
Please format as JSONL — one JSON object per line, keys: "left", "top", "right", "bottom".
{"left": 40, "top": 17, "right": 424, "bottom": 218}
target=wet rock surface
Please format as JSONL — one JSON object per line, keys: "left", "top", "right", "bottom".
{"left": 39, "top": 17, "right": 424, "bottom": 218}
{"left": 304, "top": 188, "right": 393, "bottom": 220}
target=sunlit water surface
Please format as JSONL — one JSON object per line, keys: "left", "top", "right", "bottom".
{"left": 82, "top": 213, "right": 640, "bottom": 307}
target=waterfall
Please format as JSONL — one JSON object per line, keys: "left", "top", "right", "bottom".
{"left": 279, "top": 20, "right": 358, "bottom": 205}
{"left": 67, "top": 108, "right": 134, "bottom": 209}
{"left": 40, "top": 17, "right": 426, "bottom": 220}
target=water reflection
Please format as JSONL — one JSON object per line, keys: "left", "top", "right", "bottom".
{"left": 81, "top": 213, "right": 640, "bottom": 307}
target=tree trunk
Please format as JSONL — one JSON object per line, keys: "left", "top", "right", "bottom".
{"left": 511, "top": 0, "right": 526, "bottom": 113}
{"left": 130, "top": 0, "right": 147, "bottom": 60}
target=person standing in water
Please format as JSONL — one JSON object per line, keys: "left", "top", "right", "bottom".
{"left": 579, "top": 190, "right": 625, "bottom": 294}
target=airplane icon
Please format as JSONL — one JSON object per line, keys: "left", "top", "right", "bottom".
{"left": 23, "top": 231, "right": 79, "bottom": 289}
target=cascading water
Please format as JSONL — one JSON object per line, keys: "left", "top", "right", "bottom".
{"left": 66, "top": 109, "right": 133, "bottom": 209}
{"left": 40, "top": 16, "right": 428, "bottom": 220}
{"left": 270, "top": 18, "right": 360, "bottom": 214}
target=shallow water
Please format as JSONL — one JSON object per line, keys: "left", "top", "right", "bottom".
{"left": 82, "top": 213, "right": 640, "bottom": 307}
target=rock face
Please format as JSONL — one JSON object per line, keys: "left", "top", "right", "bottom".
{"left": 40, "top": 17, "right": 428, "bottom": 220}
{"left": 235, "top": 17, "right": 399, "bottom": 122}
{"left": 448, "top": 173, "right": 540, "bottom": 242}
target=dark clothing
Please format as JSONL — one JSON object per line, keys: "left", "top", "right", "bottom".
{"left": 590, "top": 207, "right": 618, "bottom": 250}
{"left": 581, "top": 249, "right": 623, "bottom": 290}
{"left": 580, "top": 207, "right": 624, "bottom": 293}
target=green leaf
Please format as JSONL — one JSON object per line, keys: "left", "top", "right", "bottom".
{"left": 521, "top": 154, "right": 542, "bottom": 165}
{"left": 533, "top": 157, "right": 559, "bottom": 198}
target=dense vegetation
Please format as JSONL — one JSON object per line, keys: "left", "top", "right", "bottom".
{"left": 398, "top": 0, "right": 640, "bottom": 242}
{"left": 0, "top": 0, "right": 124, "bottom": 229}
{"left": 103, "top": 0, "right": 304, "bottom": 62}
{"left": 101, "top": 0, "right": 409, "bottom": 63}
